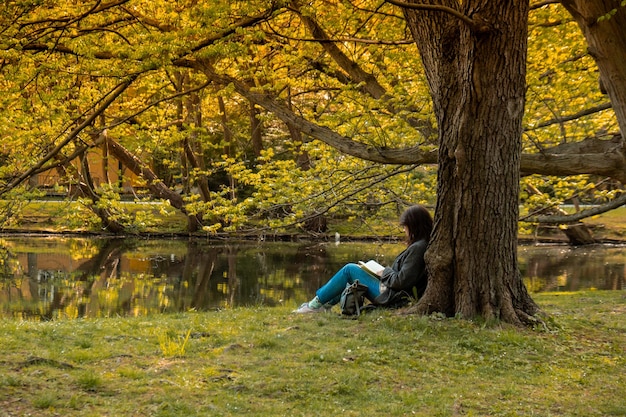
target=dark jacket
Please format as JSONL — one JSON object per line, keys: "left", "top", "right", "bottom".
{"left": 374, "top": 239, "right": 428, "bottom": 307}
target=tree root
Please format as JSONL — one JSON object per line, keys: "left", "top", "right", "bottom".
{"left": 514, "top": 308, "right": 549, "bottom": 330}
{"left": 16, "top": 356, "right": 76, "bottom": 370}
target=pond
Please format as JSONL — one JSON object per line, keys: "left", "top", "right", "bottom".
{"left": 0, "top": 236, "right": 624, "bottom": 320}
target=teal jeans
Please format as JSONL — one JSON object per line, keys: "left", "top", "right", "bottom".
{"left": 315, "top": 263, "right": 381, "bottom": 305}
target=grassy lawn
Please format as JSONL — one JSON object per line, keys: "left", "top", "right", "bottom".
{"left": 1, "top": 200, "right": 189, "bottom": 234}
{"left": 0, "top": 291, "right": 624, "bottom": 416}
{"left": 581, "top": 206, "right": 626, "bottom": 239}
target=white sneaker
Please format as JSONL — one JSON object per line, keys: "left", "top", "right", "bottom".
{"left": 293, "top": 302, "right": 325, "bottom": 313}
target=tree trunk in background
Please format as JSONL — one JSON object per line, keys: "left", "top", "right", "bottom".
{"left": 287, "top": 88, "right": 311, "bottom": 170}
{"left": 287, "top": 121, "right": 312, "bottom": 170}
{"left": 250, "top": 102, "right": 264, "bottom": 158}
{"left": 52, "top": 152, "right": 126, "bottom": 233}
{"left": 402, "top": 0, "right": 540, "bottom": 324}
{"left": 218, "top": 96, "right": 237, "bottom": 201}
{"left": 560, "top": 0, "right": 626, "bottom": 139}
{"left": 183, "top": 89, "right": 212, "bottom": 204}
{"left": 559, "top": 0, "right": 626, "bottom": 176}
{"left": 106, "top": 137, "right": 203, "bottom": 232}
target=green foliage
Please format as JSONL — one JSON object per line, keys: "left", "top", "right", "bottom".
{"left": 158, "top": 329, "right": 192, "bottom": 357}
{"left": 0, "top": 187, "right": 45, "bottom": 228}
{"left": 0, "top": 0, "right": 622, "bottom": 234}
{"left": 523, "top": 3, "right": 621, "bottom": 218}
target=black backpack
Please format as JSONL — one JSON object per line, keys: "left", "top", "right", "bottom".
{"left": 339, "top": 280, "right": 369, "bottom": 316}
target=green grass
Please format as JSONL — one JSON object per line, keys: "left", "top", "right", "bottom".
{"left": 582, "top": 206, "right": 626, "bottom": 239}
{"left": 0, "top": 291, "right": 624, "bottom": 416}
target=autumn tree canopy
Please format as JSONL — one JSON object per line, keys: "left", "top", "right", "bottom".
{"left": 0, "top": 0, "right": 623, "bottom": 237}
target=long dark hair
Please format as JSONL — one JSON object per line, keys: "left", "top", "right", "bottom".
{"left": 399, "top": 204, "right": 433, "bottom": 244}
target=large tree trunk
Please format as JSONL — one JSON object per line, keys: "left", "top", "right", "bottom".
{"left": 402, "top": 0, "right": 540, "bottom": 324}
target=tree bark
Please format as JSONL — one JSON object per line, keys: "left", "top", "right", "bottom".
{"left": 184, "top": 89, "right": 212, "bottom": 205}
{"left": 521, "top": 135, "right": 626, "bottom": 183}
{"left": 402, "top": 0, "right": 539, "bottom": 324}
{"left": 218, "top": 96, "right": 237, "bottom": 201}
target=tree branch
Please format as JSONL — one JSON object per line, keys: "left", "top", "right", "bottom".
{"left": 241, "top": 164, "right": 419, "bottom": 236}
{"left": 525, "top": 102, "right": 613, "bottom": 131}
{"left": 198, "top": 65, "right": 626, "bottom": 181}
{"left": 104, "top": 81, "right": 211, "bottom": 131}
{"left": 384, "top": 0, "right": 488, "bottom": 32}
{"left": 287, "top": 4, "right": 435, "bottom": 138}
{"left": 20, "top": 1, "right": 131, "bottom": 31}
{"left": 265, "top": 21, "right": 413, "bottom": 45}
{"left": 521, "top": 152, "right": 625, "bottom": 183}
{"left": 520, "top": 134, "right": 626, "bottom": 182}
{"left": 523, "top": 192, "right": 626, "bottom": 224}
{"left": 530, "top": 0, "right": 561, "bottom": 10}
{"left": 20, "top": 5, "right": 277, "bottom": 63}
{"left": 201, "top": 67, "right": 437, "bottom": 166}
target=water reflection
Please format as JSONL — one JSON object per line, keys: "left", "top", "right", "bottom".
{"left": 519, "top": 244, "right": 626, "bottom": 292}
{"left": 0, "top": 237, "right": 624, "bottom": 320}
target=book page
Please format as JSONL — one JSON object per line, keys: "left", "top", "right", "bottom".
{"left": 358, "top": 260, "right": 385, "bottom": 276}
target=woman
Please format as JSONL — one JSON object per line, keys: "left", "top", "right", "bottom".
{"left": 294, "top": 204, "right": 433, "bottom": 313}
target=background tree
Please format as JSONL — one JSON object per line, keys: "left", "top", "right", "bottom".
{"left": 560, "top": 0, "right": 626, "bottom": 135}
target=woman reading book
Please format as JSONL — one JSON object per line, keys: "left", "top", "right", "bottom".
{"left": 294, "top": 204, "right": 433, "bottom": 313}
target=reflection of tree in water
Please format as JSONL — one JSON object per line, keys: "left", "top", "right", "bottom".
{"left": 3, "top": 238, "right": 624, "bottom": 319}
{"left": 81, "top": 239, "right": 132, "bottom": 318}
{"left": 77, "top": 240, "right": 251, "bottom": 315}
{"left": 0, "top": 244, "right": 25, "bottom": 317}
{"left": 44, "top": 238, "right": 131, "bottom": 319}
{"left": 290, "top": 243, "right": 334, "bottom": 293}
{"left": 520, "top": 247, "right": 625, "bottom": 292}
{"left": 0, "top": 238, "right": 130, "bottom": 319}
{"left": 0, "top": 244, "right": 39, "bottom": 319}
{"left": 605, "top": 263, "right": 625, "bottom": 290}
{"left": 149, "top": 243, "right": 241, "bottom": 310}
{"left": 176, "top": 242, "right": 221, "bottom": 311}
{"left": 0, "top": 240, "right": 338, "bottom": 317}
{"left": 70, "top": 239, "right": 232, "bottom": 316}
{"left": 0, "top": 244, "right": 18, "bottom": 282}
{"left": 196, "top": 242, "right": 340, "bottom": 308}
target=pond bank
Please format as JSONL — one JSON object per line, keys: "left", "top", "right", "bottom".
{"left": 2, "top": 202, "right": 626, "bottom": 243}
{"left": 1, "top": 228, "right": 624, "bottom": 245}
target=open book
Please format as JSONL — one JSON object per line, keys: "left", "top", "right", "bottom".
{"left": 358, "top": 260, "right": 385, "bottom": 277}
